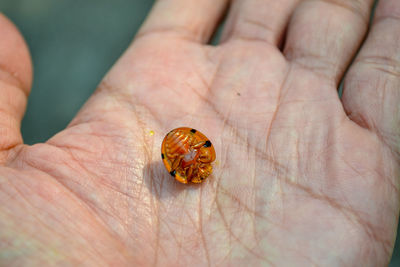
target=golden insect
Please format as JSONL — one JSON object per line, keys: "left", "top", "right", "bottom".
{"left": 161, "top": 127, "right": 216, "bottom": 184}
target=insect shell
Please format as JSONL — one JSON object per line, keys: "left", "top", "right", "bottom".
{"left": 161, "top": 127, "right": 216, "bottom": 184}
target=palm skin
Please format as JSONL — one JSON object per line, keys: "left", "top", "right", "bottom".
{"left": 1, "top": 1, "right": 400, "bottom": 266}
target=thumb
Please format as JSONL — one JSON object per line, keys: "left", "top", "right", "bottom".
{"left": 0, "top": 14, "right": 32, "bottom": 163}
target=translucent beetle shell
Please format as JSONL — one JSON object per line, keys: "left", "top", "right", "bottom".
{"left": 161, "top": 127, "right": 216, "bottom": 184}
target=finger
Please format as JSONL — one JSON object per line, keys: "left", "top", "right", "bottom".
{"left": 137, "top": 0, "right": 229, "bottom": 43}
{"left": 342, "top": 0, "right": 400, "bottom": 155}
{"left": 284, "top": 0, "right": 374, "bottom": 83}
{"left": 0, "top": 14, "right": 32, "bottom": 160}
{"left": 220, "top": 0, "right": 300, "bottom": 46}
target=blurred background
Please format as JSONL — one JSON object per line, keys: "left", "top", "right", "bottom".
{"left": 1, "top": 0, "right": 155, "bottom": 143}
{"left": 1, "top": 0, "right": 399, "bottom": 265}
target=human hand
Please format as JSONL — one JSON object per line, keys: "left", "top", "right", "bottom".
{"left": 1, "top": 0, "right": 400, "bottom": 265}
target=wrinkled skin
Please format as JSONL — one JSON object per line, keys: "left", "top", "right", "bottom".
{"left": 1, "top": 0, "right": 400, "bottom": 266}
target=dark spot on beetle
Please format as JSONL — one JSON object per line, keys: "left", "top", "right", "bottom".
{"left": 170, "top": 170, "right": 176, "bottom": 177}
{"left": 190, "top": 129, "right": 197, "bottom": 134}
{"left": 204, "top": 140, "right": 212, "bottom": 147}
{"left": 161, "top": 153, "right": 165, "bottom": 159}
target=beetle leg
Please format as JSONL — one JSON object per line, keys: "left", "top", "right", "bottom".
{"left": 166, "top": 152, "right": 179, "bottom": 159}
{"left": 199, "top": 164, "right": 212, "bottom": 179}
{"left": 192, "top": 141, "right": 206, "bottom": 149}
{"left": 199, "top": 154, "right": 210, "bottom": 162}
{"left": 199, "top": 151, "right": 215, "bottom": 163}
{"left": 191, "top": 169, "right": 202, "bottom": 183}
{"left": 186, "top": 165, "right": 194, "bottom": 181}
{"left": 171, "top": 155, "right": 183, "bottom": 170}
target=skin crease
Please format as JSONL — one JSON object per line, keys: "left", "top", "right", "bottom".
{"left": 1, "top": 0, "right": 400, "bottom": 266}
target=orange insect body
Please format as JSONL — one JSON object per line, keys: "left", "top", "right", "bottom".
{"left": 161, "top": 127, "right": 216, "bottom": 184}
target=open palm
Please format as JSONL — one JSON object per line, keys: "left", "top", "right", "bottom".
{"left": 1, "top": 0, "right": 400, "bottom": 266}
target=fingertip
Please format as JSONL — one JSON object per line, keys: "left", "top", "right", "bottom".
{"left": 0, "top": 13, "right": 33, "bottom": 94}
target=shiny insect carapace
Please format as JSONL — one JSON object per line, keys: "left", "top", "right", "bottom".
{"left": 161, "top": 127, "right": 216, "bottom": 184}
